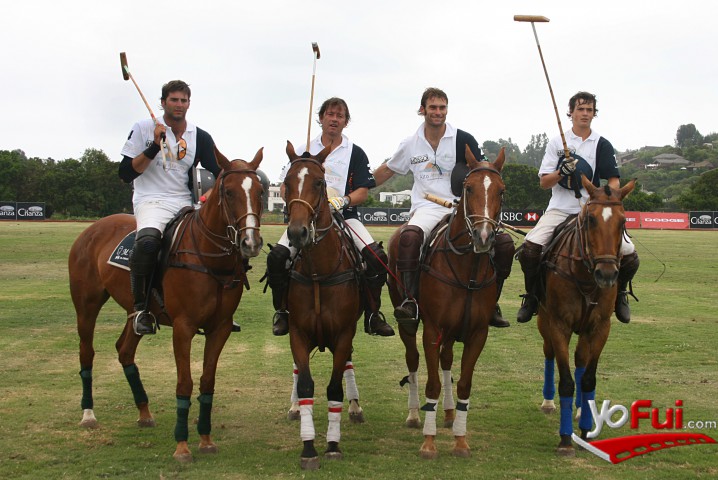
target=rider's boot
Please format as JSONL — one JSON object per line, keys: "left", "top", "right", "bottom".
{"left": 231, "top": 257, "right": 254, "bottom": 333}
{"left": 129, "top": 228, "right": 161, "bottom": 335}
{"left": 361, "top": 242, "right": 394, "bottom": 336}
{"left": 393, "top": 226, "right": 423, "bottom": 332}
{"left": 266, "top": 244, "right": 291, "bottom": 336}
{"left": 615, "top": 251, "right": 640, "bottom": 323}
{"left": 489, "top": 232, "right": 516, "bottom": 328}
{"left": 516, "top": 240, "right": 543, "bottom": 323}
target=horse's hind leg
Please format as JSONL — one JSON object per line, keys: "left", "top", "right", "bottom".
{"left": 324, "top": 341, "right": 353, "bottom": 461}
{"left": 452, "top": 328, "right": 488, "bottom": 458}
{"left": 541, "top": 333, "right": 557, "bottom": 414}
{"left": 343, "top": 358, "right": 364, "bottom": 424}
{"left": 288, "top": 363, "right": 300, "bottom": 420}
{"left": 440, "top": 346, "right": 455, "bottom": 428}
{"left": 290, "top": 336, "right": 319, "bottom": 470}
{"left": 115, "top": 324, "right": 154, "bottom": 428}
{"left": 419, "top": 328, "right": 441, "bottom": 460}
{"left": 399, "top": 327, "right": 421, "bottom": 428}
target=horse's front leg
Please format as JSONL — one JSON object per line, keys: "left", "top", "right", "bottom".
{"left": 399, "top": 325, "right": 421, "bottom": 428}
{"left": 115, "top": 322, "right": 155, "bottom": 427}
{"left": 290, "top": 333, "right": 318, "bottom": 470}
{"left": 196, "top": 321, "right": 233, "bottom": 455}
{"left": 575, "top": 325, "right": 609, "bottom": 440}
{"left": 343, "top": 358, "right": 364, "bottom": 424}
{"left": 325, "top": 343, "right": 351, "bottom": 461}
{"left": 171, "top": 321, "right": 196, "bottom": 463}
{"left": 550, "top": 327, "right": 575, "bottom": 456}
{"left": 420, "top": 326, "right": 442, "bottom": 460}
{"left": 538, "top": 316, "right": 557, "bottom": 414}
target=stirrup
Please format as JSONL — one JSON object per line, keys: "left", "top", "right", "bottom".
{"left": 129, "top": 311, "right": 157, "bottom": 336}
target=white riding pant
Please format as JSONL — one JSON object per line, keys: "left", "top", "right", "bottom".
{"left": 407, "top": 208, "right": 451, "bottom": 245}
{"left": 133, "top": 199, "right": 191, "bottom": 232}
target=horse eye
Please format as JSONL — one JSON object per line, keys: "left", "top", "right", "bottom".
{"left": 587, "top": 215, "right": 598, "bottom": 227}
{"left": 465, "top": 186, "right": 473, "bottom": 195}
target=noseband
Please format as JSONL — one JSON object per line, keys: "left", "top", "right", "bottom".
{"left": 284, "top": 158, "right": 330, "bottom": 244}
{"left": 577, "top": 197, "right": 624, "bottom": 271}
{"left": 461, "top": 165, "right": 503, "bottom": 238}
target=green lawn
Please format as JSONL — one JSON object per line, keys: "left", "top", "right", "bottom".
{"left": 0, "top": 221, "right": 716, "bottom": 479}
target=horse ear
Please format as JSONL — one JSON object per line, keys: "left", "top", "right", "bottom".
{"left": 465, "top": 145, "right": 480, "bottom": 169}
{"left": 494, "top": 147, "right": 506, "bottom": 172}
{"left": 214, "top": 145, "right": 231, "bottom": 171}
{"left": 286, "top": 141, "right": 297, "bottom": 162}
{"left": 315, "top": 142, "right": 332, "bottom": 164}
{"left": 580, "top": 174, "right": 597, "bottom": 194}
{"left": 620, "top": 178, "right": 637, "bottom": 200}
{"left": 247, "top": 147, "right": 263, "bottom": 171}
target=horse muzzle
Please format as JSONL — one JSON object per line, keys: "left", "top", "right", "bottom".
{"left": 471, "top": 227, "right": 495, "bottom": 254}
{"left": 240, "top": 230, "right": 263, "bottom": 258}
{"left": 593, "top": 263, "right": 619, "bottom": 288}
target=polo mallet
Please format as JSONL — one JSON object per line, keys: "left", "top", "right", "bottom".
{"left": 306, "top": 42, "right": 321, "bottom": 149}
{"left": 119, "top": 52, "right": 171, "bottom": 165}
{"left": 514, "top": 15, "right": 582, "bottom": 197}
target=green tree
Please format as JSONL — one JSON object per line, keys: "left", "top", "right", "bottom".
{"left": 519, "top": 133, "right": 549, "bottom": 167}
{"left": 677, "top": 169, "right": 718, "bottom": 210}
{"left": 502, "top": 164, "right": 551, "bottom": 210}
{"left": 675, "top": 124, "right": 703, "bottom": 149}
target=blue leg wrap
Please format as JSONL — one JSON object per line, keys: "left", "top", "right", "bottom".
{"left": 559, "top": 396, "right": 574, "bottom": 436}
{"left": 574, "top": 367, "right": 585, "bottom": 408}
{"left": 542, "top": 359, "right": 555, "bottom": 400}
{"left": 80, "top": 368, "right": 93, "bottom": 410}
{"left": 197, "top": 393, "right": 213, "bottom": 436}
{"left": 579, "top": 390, "right": 595, "bottom": 431}
{"left": 174, "top": 395, "right": 191, "bottom": 442}
{"left": 123, "top": 364, "right": 149, "bottom": 406}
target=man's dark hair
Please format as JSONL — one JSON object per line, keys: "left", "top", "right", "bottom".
{"left": 418, "top": 87, "right": 448, "bottom": 115}
{"left": 567, "top": 91, "right": 598, "bottom": 118}
{"left": 161, "top": 80, "right": 191, "bottom": 101}
{"left": 317, "top": 97, "right": 350, "bottom": 124}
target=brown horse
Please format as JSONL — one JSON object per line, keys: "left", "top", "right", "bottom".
{"left": 388, "top": 147, "right": 507, "bottom": 459}
{"left": 282, "top": 141, "right": 363, "bottom": 470}
{"left": 536, "top": 175, "right": 635, "bottom": 456}
{"left": 69, "top": 148, "right": 265, "bottom": 463}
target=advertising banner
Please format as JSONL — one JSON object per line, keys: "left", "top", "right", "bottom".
{"left": 689, "top": 211, "right": 717, "bottom": 229}
{"left": 624, "top": 211, "right": 640, "bottom": 230}
{"left": 639, "top": 212, "right": 689, "bottom": 230}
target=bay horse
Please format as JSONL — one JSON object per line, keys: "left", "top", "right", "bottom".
{"left": 388, "top": 147, "right": 507, "bottom": 459}
{"left": 69, "top": 148, "right": 265, "bottom": 463}
{"left": 536, "top": 175, "right": 635, "bottom": 456}
{"left": 282, "top": 141, "right": 364, "bottom": 470}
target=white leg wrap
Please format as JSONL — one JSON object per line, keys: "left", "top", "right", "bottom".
{"left": 453, "top": 398, "right": 469, "bottom": 437}
{"left": 408, "top": 371, "right": 419, "bottom": 409}
{"left": 290, "top": 363, "right": 299, "bottom": 403}
{"left": 327, "top": 400, "right": 342, "bottom": 443}
{"left": 344, "top": 361, "right": 359, "bottom": 401}
{"left": 299, "top": 399, "right": 315, "bottom": 441}
{"left": 422, "top": 398, "right": 439, "bottom": 436}
{"left": 442, "top": 370, "right": 455, "bottom": 411}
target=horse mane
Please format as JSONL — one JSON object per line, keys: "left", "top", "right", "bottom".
{"left": 603, "top": 185, "right": 612, "bottom": 197}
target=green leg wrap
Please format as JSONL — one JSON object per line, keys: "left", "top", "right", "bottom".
{"left": 197, "top": 393, "right": 214, "bottom": 436}
{"left": 122, "top": 364, "right": 149, "bottom": 406}
{"left": 80, "top": 368, "right": 93, "bottom": 410}
{"left": 174, "top": 395, "right": 191, "bottom": 443}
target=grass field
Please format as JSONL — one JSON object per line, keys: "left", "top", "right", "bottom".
{"left": 0, "top": 221, "right": 716, "bottom": 479}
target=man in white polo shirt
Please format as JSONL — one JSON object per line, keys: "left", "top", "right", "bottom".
{"left": 515, "top": 91, "right": 640, "bottom": 324}
{"left": 373, "top": 87, "right": 514, "bottom": 329}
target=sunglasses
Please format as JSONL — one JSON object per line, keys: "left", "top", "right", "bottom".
{"left": 177, "top": 138, "right": 187, "bottom": 161}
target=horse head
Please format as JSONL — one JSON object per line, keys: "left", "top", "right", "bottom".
{"left": 580, "top": 175, "right": 636, "bottom": 288}
{"left": 460, "top": 146, "right": 506, "bottom": 253}
{"left": 205, "top": 146, "right": 265, "bottom": 258}
{"left": 283, "top": 140, "right": 332, "bottom": 250}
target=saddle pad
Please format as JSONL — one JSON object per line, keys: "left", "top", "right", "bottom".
{"left": 107, "top": 231, "right": 136, "bottom": 271}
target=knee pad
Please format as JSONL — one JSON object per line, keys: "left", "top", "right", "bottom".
{"left": 493, "top": 233, "right": 515, "bottom": 280}
{"left": 134, "top": 228, "right": 162, "bottom": 255}
{"left": 397, "top": 225, "right": 424, "bottom": 272}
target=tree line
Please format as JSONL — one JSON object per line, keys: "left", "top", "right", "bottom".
{"left": 1, "top": 123, "right": 716, "bottom": 219}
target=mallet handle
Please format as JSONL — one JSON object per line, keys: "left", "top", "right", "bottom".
{"left": 513, "top": 15, "right": 550, "bottom": 22}
{"left": 425, "top": 193, "right": 455, "bottom": 209}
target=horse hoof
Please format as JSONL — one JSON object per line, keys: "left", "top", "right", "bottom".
{"left": 300, "top": 456, "right": 320, "bottom": 470}
{"left": 199, "top": 444, "right": 219, "bottom": 454}
{"left": 173, "top": 452, "right": 193, "bottom": 463}
{"left": 419, "top": 449, "right": 438, "bottom": 460}
{"left": 137, "top": 418, "right": 156, "bottom": 428}
{"left": 541, "top": 405, "right": 556, "bottom": 414}
{"left": 79, "top": 418, "right": 98, "bottom": 429}
{"left": 406, "top": 418, "right": 421, "bottom": 429}
{"left": 350, "top": 411, "right": 365, "bottom": 424}
{"left": 287, "top": 410, "right": 300, "bottom": 421}
{"left": 540, "top": 399, "right": 556, "bottom": 414}
{"left": 324, "top": 451, "right": 343, "bottom": 461}
{"left": 452, "top": 447, "right": 471, "bottom": 458}
{"left": 556, "top": 446, "right": 576, "bottom": 457}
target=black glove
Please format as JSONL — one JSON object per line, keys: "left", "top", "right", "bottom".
{"left": 559, "top": 157, "right": 577, "bottom": 176}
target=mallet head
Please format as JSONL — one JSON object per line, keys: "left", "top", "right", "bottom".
{"left": 312, "top": 42, "right": 321, "bottom": 59}
{"left": 514, "top": 15, "right": 550, "bottom": 23}
{"left": 119, "top": 52, "right": 130, "bottom": 81}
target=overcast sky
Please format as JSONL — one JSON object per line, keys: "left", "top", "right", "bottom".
{"left": 1, "top": 1, "right": 715, "bottom": 182}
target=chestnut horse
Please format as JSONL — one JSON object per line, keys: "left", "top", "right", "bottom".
{"left": 536, "top": 175, "right": 635, "bottom": 456}
{"left": 388, "top": 147, "right": 507, "bottom": 458}
{"left": 69, "top": 148, "right": 265, "bottom": 462}
{"left": 282, "top": 141, "right": 364, "bottom": 470}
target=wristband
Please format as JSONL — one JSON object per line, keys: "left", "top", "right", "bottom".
{"left": 343, "top": 196, "right": 350, "bottom": 207}
{"left": 143, "top": 142, "right": 161, "bottom": 159}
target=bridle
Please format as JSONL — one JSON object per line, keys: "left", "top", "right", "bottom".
{"left": 284, "top": 157, "right": 332, "bottom": 244}
{"left": 461, "top": 165, "right": 504, "bottom": 241}
{"left": 576, "top": 197, "right": 624, "bottom": 272}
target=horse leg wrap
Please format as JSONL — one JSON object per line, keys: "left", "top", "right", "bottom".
{"left": 197, "top": 393, "right": 213, "bottom": 436}
{"left": 407, "top": 371, "right": 420, "bottom": 410}
{"left": 559, "top": 396, "right": 574, "bottom": 436}
{"left": 453, "top": 399, "right": 469, "bottom": 437}
{"left": 574, "top": 367, "right": 586, "bottom": 409}
{"left": 543, "top": 359, "right": 555, "bottom": 400}
{"left": 174, "top": 395, "right": 191, "bottom": 443}
{"left": 327, "top": 401, "right": 342, "bottom": 444}
{"left": 442, "top": 370, "right": 455, "bottom": 411}
{"left": 122, "top": 363, "right": 148, "bottom": 406}
{"left": 299, "top": 398, "right": 315, "bottom": 441}
{"left": 421, "top": 398, "right": 438, "bottom": 436}
{"left": 291, "top": 364, "right": 299, "bottom": 403}
{"left": 579, "top": 390, "right": 595, "bottom": 432}
{"left": 343, "top": 362, "right": 359, "bottom": 401}
{"left": 80, "top": 367, "right": 93, "bottom": 410}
